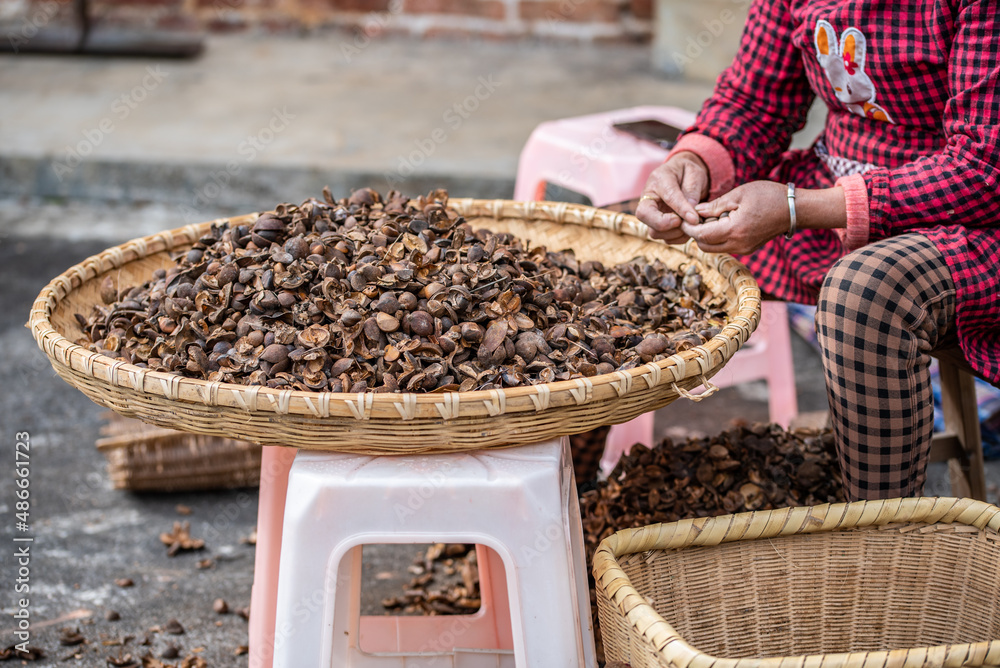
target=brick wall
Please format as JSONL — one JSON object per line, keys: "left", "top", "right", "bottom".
{"left": 4, "top": 0, "right": 651, "bottom": 43}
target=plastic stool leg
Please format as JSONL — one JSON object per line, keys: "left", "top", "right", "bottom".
{"left": 476, "top": 545, "right": 514, "bottom": 650}
{"left": 761, "top": 302, "right": 798, "bottom": 428}
{"left": 488, "top": 440, "right": 595, "bottom": 667}
{"left": 601, "top": 412, "right": 655, "bottom": 477}
{"left": 248, "top": 446, "right": 298, "bottom": 668}
{"left": 492, "top": 471, "right": 597, "bottom": 668}
{"left": 565, "top": 447, "right": 596, "bottom": 656}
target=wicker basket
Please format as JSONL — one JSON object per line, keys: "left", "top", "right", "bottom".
{"left": 97, "top": 413, "right": 261, "bottom": 492}
{"left": 593, "top": 497, "right": 1000, "bottom": 668}
{"left": 28, "top": 198, "right": 760, "bottom": 454}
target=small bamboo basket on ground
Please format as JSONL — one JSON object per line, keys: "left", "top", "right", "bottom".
{"left": 28, "top": 199, "right": 761, "bottom": 454}
{"left": 97, "top": 413, "right": 261, "bottom": 492}
{"left": 594, "top": 497, "right": 1000, "bottom": 668}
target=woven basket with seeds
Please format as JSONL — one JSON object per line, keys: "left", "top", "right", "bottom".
{"left": 29, "top": 192, "right": 761, "bottom": 453}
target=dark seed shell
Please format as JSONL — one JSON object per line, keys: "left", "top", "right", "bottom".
{"left": 261, "top": 343, "right": 289, "bottom": 364}
{"left": 482, "top": 321, "right": 507, "bottom": 354}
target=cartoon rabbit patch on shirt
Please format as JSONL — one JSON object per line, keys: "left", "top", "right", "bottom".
{"left": 815, "top": 20, "right": 893, "bottom": 123}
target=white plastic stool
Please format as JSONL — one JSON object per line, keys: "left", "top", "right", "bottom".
{"left": 249, "top": 446, "right": 520, "bottom": 666}
{"left": 515, "top": 106, "right": 799, "bottom": 475}
{"left": 270, "top": 437, "right": 597, "bottom": 668}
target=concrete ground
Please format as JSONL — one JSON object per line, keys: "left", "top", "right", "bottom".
{"left": 1, "top": 33, "right": 997, "bottom": 666}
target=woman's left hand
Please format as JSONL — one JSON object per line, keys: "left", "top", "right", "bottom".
{"left": 680, "top": 180, "right": 791, "bottom": 255}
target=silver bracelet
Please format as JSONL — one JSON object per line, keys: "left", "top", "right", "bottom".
{"left": 785, "top": 182, "right": 797, "bottom": 240}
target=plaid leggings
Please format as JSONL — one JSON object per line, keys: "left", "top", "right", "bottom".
{"left": 815, "top": 234, "right": 956, "bottom": 501}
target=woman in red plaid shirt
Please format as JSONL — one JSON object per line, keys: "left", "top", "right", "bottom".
{"left": 636, "top": 0, "right": 999, "bottom": 500}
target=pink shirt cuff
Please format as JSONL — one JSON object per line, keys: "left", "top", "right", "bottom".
{"left": 667, "top": 134, "right": 736, "bottom": 200}
{"left": 835, "top": 173, "right": 871, "bottom": 252}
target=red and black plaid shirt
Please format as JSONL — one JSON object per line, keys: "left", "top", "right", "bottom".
{"left": 684, "top": 0, "right": 1000, "bottom": 384}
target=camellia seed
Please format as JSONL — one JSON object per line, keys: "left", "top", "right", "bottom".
{"left": 77, "top": 189, "right": 724, "bottom": 394}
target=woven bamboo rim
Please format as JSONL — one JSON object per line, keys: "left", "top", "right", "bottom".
{"left": 593, "top": 497, "right": 1000, "bottom": 668}
{"left": 28, "top": 198, "right": 760, "bottom": 453}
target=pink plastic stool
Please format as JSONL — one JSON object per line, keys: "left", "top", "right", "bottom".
{"left": 705, "top": 300, "right": 797, "bottom": 426}
{"left": 249, "top": 446, "right": 296, "bottom": 668}
{"left": 513, "top": 106, "right": 697, "bottom": 205}
{"left": 598, "top": 302, "right": 797, "bottom": 475}
{"left": 515, "top": 107, "right": 799, "bottom": 475}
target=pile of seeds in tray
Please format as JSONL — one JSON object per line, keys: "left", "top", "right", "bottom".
{"left": 580, "top": 423, "right": 845, "bottom": 661}
{"left": 77, "top": 188, "right": 729, "bottom": 393}
{"left": 580, "top": 423, "right": 844, "bottom": 539}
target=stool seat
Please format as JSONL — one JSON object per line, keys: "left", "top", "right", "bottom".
{"left": 268, "top": 438, "right": 596, "bottom": 667}
{"left": 934, "top": 344, "right": 978, "bottom": 377}
{"left": 930, "top": 345, "right": 991, "bottom": 500}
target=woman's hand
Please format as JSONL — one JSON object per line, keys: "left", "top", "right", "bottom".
{"left": 681, "top": 181, "right": 791, "bottom": 254}
{"left": 635, "top": 151, "right": 709, "bottom": 245}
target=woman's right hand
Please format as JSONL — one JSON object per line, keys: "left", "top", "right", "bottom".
{"left": 635, "top": 151, "right": 710, "bottom": 245}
